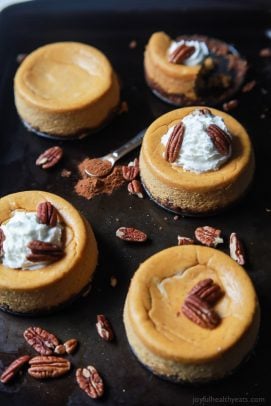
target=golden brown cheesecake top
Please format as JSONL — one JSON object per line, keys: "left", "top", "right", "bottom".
{"left": 140, "top": 106, "right": 253, "bottom": 192}
{"left": 0, "top": 191, "right": 90, "bottom": 289}
{"left": 14, "top": 42, "right": 116, "bottom": 111}
{"left": 126, "top": 245, "right": 258, "bottom": 363}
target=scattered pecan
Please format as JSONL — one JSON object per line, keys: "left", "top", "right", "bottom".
{"left": 128, "top": 180, "right": 144, "bottom": 198}
{"left": 54, "top": 344, "right": 66, "bottom": 355}
{"left": 168, "top": 43, "right": 195, "bottom": 64}
{"left": 198, "top": 108, "right": 212, "bottom": 115}
{"left": 222, "top": 99, "right": 239, "bottom": 112}
{"left": 195, "top": 226, "right": 223, "bottom": 247}
{"left": 28, "top": 356, "right": 70, "bottom": 379}
{"left": 242, "top": 80, "right": 256, "bottom": 93}
{"left": 188, "top": 279, "right": 224, "bottom": 305}
{"left": 116, "top": 227, "right": 147, "bottom": 242}
{"left": 165, "top": 122, "right": 185, "bottom": 163}
{"left": 182, "top": 295, "right": 220, "bottom": 329}
{"left": 0, "top": 228, "right": 5, "bottom": 256}
{"left": 26, "top": 240, "right": 64, "bottom": 262}
{"left": 128, "top": 157, "right": 139, "bottom": 168}
{"left": 64, "top": 339, "right": 78, "bottom": 354}
{"left": 206, "top": 124, "right": 231, "bottom": 155}
{"left": 259, "top": 47, "right": 271, "bottom": 57}
{"left": 23, "top": 326, "right": 59, "bottom": 355}
{"left": 0, "top": 355, "right": 30, "bottom": 384}
{"left": 177, "top": 236, "right": 194, "bottom": 246}
{"left": 96, "top": 315, "right": 114, "bottom": 342}
{"left": 122, "top": 165, "right": 139, "bottom": 181}
{"left": 76, "top": 365, "right": 104, "bottom": 399}
{"left": 36, "top": 146, "right": 63, "bottom": 169}
{"left": 37, "top": 202, "right": 58, "bottom": 227}
{"left": 229, "top": 232, "right": 245, "bottom": 265}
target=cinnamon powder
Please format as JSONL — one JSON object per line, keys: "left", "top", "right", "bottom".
{"left": 75, "top": 158, "right": 125, "bottom": 200}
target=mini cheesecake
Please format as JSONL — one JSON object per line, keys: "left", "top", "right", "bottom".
{"left": 14, "top": 42, "right": 120, "bottom": 138}
{"left": 0, "top": 191, "right": 98, "bottom": 314}
{"left": 124, "top": 245, "right": 260, "bottom": 382}
{"left": 144, "top": 32, "right": 247, "bottom": 106}
{"left": 139, "top": 106, "right": 255, "bottom": 215}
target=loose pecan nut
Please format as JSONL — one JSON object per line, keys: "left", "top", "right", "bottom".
{"left": 242, "top": 80, "right": 256, "bottom": 93}
{"left": 259, "top": 47, "right": 271, "bottom": 57}
{"left": 0, "top": 355, "right": 30, "bottom": 384}
{"left": 36, "top": 146, "right": 63, "bottom": 169}
{"left": 127, "top": 180, "right": 144, "bottom": 198}
{"left": 96, "top": 315, "right": 114, "bottom": 342}
{"left": 229, "top": 232, "right": 245, "bottom": 265}
{"left": 28, "top": 356, "right": 70, "bottom": 379}
{"left": 54, "top": 344, "right": 66, "bottom": 355}
{"left": 165, "top": 122, "right": 185, "bottom": 163}
{"left": 37, "top": 202, "right": 58, "bottom": 227}
{"left": 64, "top": 338, "right": 78, "bottom": 354}
{"left": 198, "top": 108, "right": 212, "bottom": 116}
{"left": 188, "top": 278, "right": 224, "bottom": 305}
{"left": 182, "top": 295, "right": 220, "bottom": 329}
{"left": 177, "top": 236, "right": 194, "bottom": 246}
{"left": 76, "top": 365, "right": 104, "bottom": 399}
{"left": 24, "top": 326, "right": 59, "bottom": 355}
{"left": 26, "top": 240, "right": 64, "bottom": 262}
{"left": 128, "top": 157, "right": 139, "bottom": 168}
{"left": 0, "top": 228, "right": 5, "bottom": 256}
{"left": 168, "top": 43, "right": 195, "bottom": 64}
{"left": 122, "top": 165, "right": 139, "bottom": 181}
{"left": 207, "top": 124, "right": 231, "bottom": 155}
{"left": 116, "top": 227, "right": 147, "bottom": 242}
{"left": 195, "top": 226, "right": 223, "bottom": 247}
{"left": 222, "top": 99, "right": 239, "bottom": 112}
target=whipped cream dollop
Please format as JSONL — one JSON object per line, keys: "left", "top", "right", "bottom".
{"left": 168, "top": 40, "right": 209, "bottom": 66}
{"left": 1, "top": 211, "right": 62, "bottom": 269}
{"left": 161, "top": 109, "right": 232, "bottom": 173}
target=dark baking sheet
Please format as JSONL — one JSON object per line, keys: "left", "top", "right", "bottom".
{"left": 1, "top": 1, "right": 271, "bottom": 405}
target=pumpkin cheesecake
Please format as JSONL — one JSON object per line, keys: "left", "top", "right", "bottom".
{"left": 123, "top": 245, "right": 260, "bottom": 382}
{"left": 144, "top": 32, "right": 247, "bottom": 106}
{"left": 0, "top": 191, "right": 98, "bottom": 314}
{"left": 139, "top": 106, "right": 255, "bottom": 215}
{"left": 14, "top": 42, "right": 120, "bottom": 139}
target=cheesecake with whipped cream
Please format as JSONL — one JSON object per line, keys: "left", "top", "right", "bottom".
{"left": 139, "top": 106, "right": 254, "bottom": 215}
{"left": 124, "top": 245, "right": 260, "bottom": 382}
{"left": 0, "top": 191, "right": 98, "bottom": 314}
{"left": 144, "top": 32, "right": 247, "bottom": 106}
{"left": 14, "top": 42, "right": 120, "bottom": 138}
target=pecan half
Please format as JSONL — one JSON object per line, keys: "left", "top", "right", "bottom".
{"left": 229, "top": 232, "right": 245, "bottom": 265}
{"left": 198, "top": 108, "right": 212, "bottom": 116}
{"left": 188, "top": 278, "right": 224, "bottom": 305}
{"left": 0, "top": 228, "right": 5, "bottom": 256}
{"left": 116, "top": 227, "right": 147, "bottom": 242}
{"left": 242, "top": 80, "right": 256, "bottom": 93}
{"left": 23, "top": 326, "right": 59, "bottom": 355}
{"left": 222, "top": 99, "right": 239, "bottom": 112}
{"left": 165, "top": 122, "right": 185, "bottom": 163}
{"left": 28, "top": 356, "right": 70, "bottom": 379}
{"left": 96, "top": 315, "right": 114, "bottom": 342}
{"left": 37, "top": 202, "right": 58, "bottom": 227}
{"left": 182, "top": 295, "right": 220, "bottom": 329}
{"left": 128, "top": 180, "right": 144, "bottom": 198}
{"left": 206, "top": 124, "right": 231, "bottom": 155}
{"left": 36, "top": 146, "right": 63, "bottom": 169}
{"left": 122, "top": 165, "right": 139, "bottom": 181}
{"left": 76, "top": 365, "right": 104, "bottom": 399}
{"left": 0, "top": 355, "right": 30, "bottom": 384}
{"left": 54, "top": 344, "right": 66, "bottom": 355}
{"left": 64, "top": 338, "right": 78, "bottom": 354}
{"left": 26, "top": 240, "right": 64, "bottom": 262}
{"left": 168, "top": 44, "right": 195, "bottom": 64}
{"left": 195, "top": 226, "right": 223, "bottom": 247}
{"left": 177, "top": 236, "right": 194, "bottom": 246}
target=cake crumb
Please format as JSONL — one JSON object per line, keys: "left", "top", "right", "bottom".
{"left": 110, "top": 276, "right": 118, "bottom": 288}
{"left": 173, "top": 215, "right": 179, "bottom": 221}
{"left": 118, "top": 101, "right": 129, "bottom": 114}
{"left": 61, "top": 169, "right": 71, "bottom": 178}
{"left": 129, "top": 40, "right": 137, "bottom": 49}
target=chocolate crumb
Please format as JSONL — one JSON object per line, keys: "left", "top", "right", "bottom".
{"left": 83, "top": 158, "right": 112, "bottom": 177}
{"left": 118, "top": 101, "right": 129, "bottom": 115}
{"left": 61, "top": 169, "right": 71, "bottom": 178}
{"left": 129, "top": 40, "right": 137, "bottom": 49}
{"left": 223, "top": 99, "right": 239, "bottom": 111}
{"left": 110, "top": 276, "right": 118, "bottom": 287}
{"left": 259, "top": 48, "right": 271, "bottom": 57}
